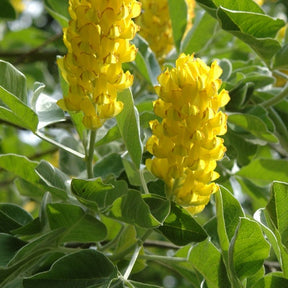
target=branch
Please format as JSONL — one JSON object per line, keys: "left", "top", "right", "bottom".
{"left": 143, "top": 240, "right": 180, "bottom": 250}
{"left": 0, "top": 33, "right": 64, "bottom": 65}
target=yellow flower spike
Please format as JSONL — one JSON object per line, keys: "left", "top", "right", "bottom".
{"left": 136, "top": 0, "right": 196, "bottom": 61}
{"left": 58, "top": 0, "right": 141, "bottom": 129}
{"left": 146, "top": 54, "right": 230, "bottom": 214}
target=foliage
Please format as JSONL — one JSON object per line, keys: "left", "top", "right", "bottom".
{"left": 0, "top": 0, "right": 288, "bottom": 287}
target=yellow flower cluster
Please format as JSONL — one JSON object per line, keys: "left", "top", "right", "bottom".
{"left": 146, "top": 54, "right": 230, "bottom": 214}
{"left": 10, "top": 0, "right": 25, "bottom": 13}
{"left": 254, "top": 0, "right": 264, "bottom": 5}
{"left": 58, "top": 0, "right": 141, "bottom": 129}
{"left": 136, "top": 0, "right": 195, "bottom": 60}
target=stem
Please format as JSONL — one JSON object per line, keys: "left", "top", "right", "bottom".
{"left": 110, "top": 229, "right": 153, "bottom": 262}
{"left": 139, "top": 254, "right": 187, "bottom": 263}
{"left": 35, "top": 131, "right": 85, "bottom": 159}
{"left": 122, "top": 230, "right": 158, "bottom": 280}
{"left": 86, "top": 130, "right": 97, "bottom": 179}
{"left": 273, "top": 69, "right": 288, "bottom": 81}
{"left": 100, "top": 225, "right": 125, "bottom": 252}
{"left": 140, "top": 167, "right": 149, "bottom": 194}
{"left": 143, "top": 239, "right": 180, "bottom": 250}
{"left": 262, "top": 82, "right": 288, "bottom": 108}
{"left": 123, "top": 245, "right": 142, "bottom": 280}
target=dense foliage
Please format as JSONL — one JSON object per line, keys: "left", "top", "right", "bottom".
{"left": 1, "top": 0, "right": 288, "bottom": 287}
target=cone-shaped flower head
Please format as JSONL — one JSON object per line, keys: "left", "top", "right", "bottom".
{"left": 136, "top": 0, "right": 195, "bottom": 60}
{"left": 58, "top": 0, "right": 141, "bottom": 129}
{"left": 146, "top": 54, "right": 230, "bottom": 214}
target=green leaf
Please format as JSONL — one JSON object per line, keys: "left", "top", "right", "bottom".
{"left": 23, "top": 250, "right": 117, "bottom": 288}
{"left": 47, "top": 203, "right": 107, "bottom": 243}
{"left": 235, "top": 176, "right": 269, "bottom": 210}
{"left": 168, "top": 0, "right": 187, "bottom": 52}
{"left": 35, "top": 160, "right": 70, "bottom": 200}
{"left": 227, "top": 82, "right": 254, "bottom": 110}
{"left": 11, "top": 217, "right": 42, "bottom": 238}
{"left": 0, "top": 230, "right": 62, "bottom": 288}
{"left": 273, "top": 43, "right": 288, "bottom": 69}
{"left": 215, "top": 186, "right": 244, "bottom": 251}
{"left": 116, "top": 88, "right": 143, "bottom": 168}
{"left": 121, "top": 154, "right": 142, "bottom": 186}
{"left": 0, "top": 155, "right": 74, "bottom": 200}
{"left": 59, "top": 136, "right": 86, "bottom": 176}
{"left": 254, "top": 208, "right": 286, "bottom": 274}
{"left": 71, "top": 178, "right": 128, "bottom": 212}
{"left": 0, "top": 1, "right": 16, "bottom": 19}
{"left": 232, "top": 33, "right": 281, "bottom": 65}
{"left": 132, "top": 35, "right": 161, "bottom": 86}
{"left": 8, "top": 229, "right": 64, "bottom": 266}
{"left": 236, "top": 159, "right": 288, "bottom": 186}
{"left": 189, "top": 238, "right": 231, "bottom": 288}
{"left": 217, "top": 7, "right": 283, "bottom": 38}
{"left": 0, "top": 60, "right": 38, "bottom": 131}
{"left": 224, "top": 130, "right": 257, "bottom": 166}
{"left": 93, "top": 153, "right": 124, "bottom": 178}
{"left": 0, "top": 229, "right": 65, "bottom": 287}
{"left": 181, "top": 11, "right": 218, "bottom": 54}
{"left": 254, "top": 273, "right": 288, "bottom": 288}
{"left": 0, "top": 154, "right": 40, "bottom": 185}
{"left": 217, "top": 7, "right": 283, "bottom": 62}
{"left": 140, "top": 110, "right": 158, "bottom": 129}
{"left": 1, "top": 28, "right": 51, "bottom": 51}
{"left": 266, "top": 181, "right": 288, "bottom": 247}
{"left": 31, "top": 82, "right": 45, "bottom": 110}
{"left": 44, "top": 0, "right": 69, "bottom": 28}
{"left": 95, "top": 125, "right": 121, "bottom": 147}
{"left": 147, "top": 179, "right": 166, "bottom": 198}
{"left": 246, "top": 106, "right": 275, "bottom": 133}
{"left": 260, "top": 190, "right": 288, "bottom": 277}
{"left": 196, "top": 0, "right": 284, "bottom": 63}
{"left": 203, "top": 217, "right": 219, "bottom": 247}
{"left": 113, "top": 225, "right": 137, "bottom": 256}
{"left": 14, "top": 178, "right": 46, "bottom": 200}
{"left": 0, "top": 234, "right": 26, "bottom": 266}
{"left": 246, "top": 266, "right": 265, "bottom": 288}
{"left": 34, "top": 92, "right": 65, "bottom": 129}
{"left": 158, "top": 203, "right": 207, "bottom": 246}
{"left": 0, "top": 107, "right": 29, "bottom": 130}
{"left": 143, "top": 195, "right": 170, "bottom": 224}
{"left": 228, "top": 113, "right": 278, "bottom": 143}
{"left": 0, "top": 60, "right": 26, "bottom": 102}
{"left": 229, "top": 218, "right": 270, "bottom": 280}
{"left": 108, "top": 190, "right": 161, "bottom": 228}
{"left": 268, "top": 107, "right": 288, "bottom": 153}
{"left": 172, "top": 246, "right": 203, "bottom": 287}
{"left": 197, "top": 0, "right": 264, "bottom": 17}
{"left": 0, "top": 203, "right": 33, "bottom": 233}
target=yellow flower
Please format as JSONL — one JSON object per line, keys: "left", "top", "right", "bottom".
{"left": 254, "top": 0, "right": 264, "bottom": 5}
{"left": 136, "top": 0, "right": 195, "bottom": 61}
{"left": 10, "top": 0, "right": 25, "bottom": 13}
{"left": 253, "top": 0, "right": 278, "bottom": 5}
{"left": 146, "top": 54, "right": 230, "bottom": 214}
{"left": 58, "top": 0, "right": 141, "bottom": 129}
